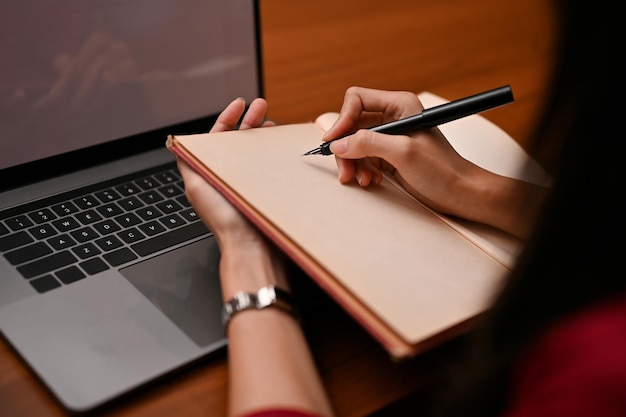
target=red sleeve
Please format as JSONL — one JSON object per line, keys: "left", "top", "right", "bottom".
{"left": 238, "top": 408, "right": 325, "bottom": 417}
{"left": 503, "top": 293, "right": 626, "bottom": 417}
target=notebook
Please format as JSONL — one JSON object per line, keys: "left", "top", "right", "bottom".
{"left": 166, "top": 92, "right": 553, "bottom": 359}
{"left": 0, "top": 0, "right": 261, "bottom": 412}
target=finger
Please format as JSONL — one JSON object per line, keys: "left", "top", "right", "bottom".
{"left": 340, "top": 87, "right": 424, "bottom": 117}
{"left": 335, "top": 156, "right": 382, "bottom": 186}
{"left": 176, "top": 158, "right": 212, "bottom": 208}
{"left": 335, "top": 157, "right": 356, "bottom": 184}
{"left": 176, "top": 157, "right": 194, "bottom": 178}
{"left": 176, "top": 158, "right": 201, "bottom": 192}
{"left": 263, "top": 120, "right": 277, "bottom": 127}
{"left": 330, "top": 130, "right": 415, "bottom": 171}
{"left": 210, "top": 98, "right": 247, "bottom": 133}
{"left": 322, "top": 86, "right": 424, "bottom": 141}
{"left": 239, "top": 98, "right": 269, "bottom": 130}
{"left": 353, "top": 159, "right": 378, "bottom": 187}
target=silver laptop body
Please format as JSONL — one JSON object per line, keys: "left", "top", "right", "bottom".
{"left": 0, "top": 0, "right": 262, "bottom": 412}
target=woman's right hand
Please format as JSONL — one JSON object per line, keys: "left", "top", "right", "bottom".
{"left": 323, "top": 86, "right": 548, "bottom": 239}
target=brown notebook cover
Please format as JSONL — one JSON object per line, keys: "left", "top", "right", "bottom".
{"left": 166, "top": 92, "right": 551, "bottom": 359}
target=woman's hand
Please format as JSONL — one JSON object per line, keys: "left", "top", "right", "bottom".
{"left": 176, "top": 98, "right": 334, "bottom": 417}
{"left": 323, "top": 87, "right": 483, "bottom": 215}
{"left": 176, "top": 97, "right": 274, "bottom": 249}
{"left": 323, "top": 87, "right": 547, "bottom": 239}
{"left": 175, "top": 97, "right": 290, "bottom": 298}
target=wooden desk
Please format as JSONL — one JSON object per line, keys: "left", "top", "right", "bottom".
{"left": 0, "top": 1, "right": 556, "bottom": 416}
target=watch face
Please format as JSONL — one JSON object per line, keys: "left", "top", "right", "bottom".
{"left": 222, "top": 291, "right": 254, "bottom": 325}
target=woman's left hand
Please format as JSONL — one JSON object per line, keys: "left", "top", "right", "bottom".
{"left": 175, "top": 97, "right": 275, "bottom": 250}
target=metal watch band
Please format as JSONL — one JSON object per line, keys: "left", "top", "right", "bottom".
{"left": 222, "top": 285, "right": 296, "bottom": 329}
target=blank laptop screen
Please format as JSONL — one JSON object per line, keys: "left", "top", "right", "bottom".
{"left": 0, "top": 0, "right": 261, "bottom": 185}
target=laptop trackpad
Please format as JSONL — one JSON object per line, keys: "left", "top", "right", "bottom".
{"left": 120, "top": 236, "right": 225, "bottom": 347}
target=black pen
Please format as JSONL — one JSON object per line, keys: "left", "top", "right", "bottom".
{"left": 302, "top": 85, "right": 514, "bottom": 156}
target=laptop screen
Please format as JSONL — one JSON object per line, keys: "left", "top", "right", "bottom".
{"left": 0, "top": 0, "right": 262, "bottom": 190}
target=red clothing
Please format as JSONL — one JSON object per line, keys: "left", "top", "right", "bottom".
{"left": 240, "top": 293, "right": 626, "bottom": 417}
{"left": 504, "top": 292, "right": 626, "bottom": 417}
{"left": 240, "top": 410, "right": 321, "bottom": 417}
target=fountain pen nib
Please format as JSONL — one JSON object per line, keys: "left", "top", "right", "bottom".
{"left": 302, "top": 147, "right": 322, "bottom": 156}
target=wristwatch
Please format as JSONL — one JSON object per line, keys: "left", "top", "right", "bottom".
{"left": 222, "top": 285, "right": 296, "bottom": 329}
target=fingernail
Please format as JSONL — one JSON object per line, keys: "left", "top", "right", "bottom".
{"left": 329, "top": 138, "right": 348, "bottom": 154}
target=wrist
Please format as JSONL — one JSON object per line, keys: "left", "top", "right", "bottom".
{"left": 456, "top": 168, "right": 547, "bottom": 239}
{"left": 219, "top": 237, "right": 291, "bottom": 300}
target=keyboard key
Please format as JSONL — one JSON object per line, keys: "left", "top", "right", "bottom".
{"left": 92, "top": 219, "right": 121, "bottom": 235}
{"left": 70, "top": 227, "right": 99, "bottom": 243}
{"left": 56, "top": 266, "right": 86, "bottom": 284}
{"left": 136, "top": 206, "right": 162, "bottom": 221}
{"left": 95, "top": 189, "right": 121, "bottom": 203}
{"left": 131, "top": 221, "right": 209, "bottom": 257}
{"left": 96, "top": 202, "right": 123, "bottom": 218}
{"left": 118, "top": 228, "right": 145, "bottom": 244}
{"left": 4, "top": 242, "right": 52, "bottom": 265}
{"left": 118, "top": 196, "right": 143, "bottom": 211}
{"left": 72, "top": 243, "right": 102, "bottom": 259}
{"left": 0, "top": 223, "right": 9, "bottom": 236}
{"left": 73, "top": 195, "right": 100, "bottom": 210}
{"left": 103, "top": 247, "right": 138, "bottom": 266}
{"left": 156, "top": 200, "right": 182, "bottom": 214}
{"left": 158, "top": 183, "right": 183, "bottom": 198}
{"left": 28, "top": 224, "right": 58, "bottom": 240}
{"left": 52, "top": 217, "right": 81, "bottom": 232}
{"left": 138, "top": 221, "right": 166, "bottom": 236}
{"left": 159, "top": 214, "right": 185, "bottom": 229}
{"left": 17, "top": 251, "right": 77, "bottom": 279}
{"left": 138, "top": 190, "right": 164, "bottom": 205}
{"left": 155, "top": 170, "right": 179, "bottom": 184}
{"left": 0, "top": 231, "right": 34, "bottom": 252}
{"left": 80, "top": 258, "right": 109, "bottom": 275}
{"left": 180, "top": 208, "right": 200, "bottom": 223}
{"left": 116, "top": 183, "right": 142, "bottom": 196}
{"left": 28, "top": 208, "right": 57, "bottom": 224}
{"left": 30, "top": 275, "right": 62, "bottom": 293}
{"left": 47, "top": 234, "right": 77, "bottom": 250}
{"left": 136, "top": 176, "right": 160, "bottom": 190}
{"left": 5, "top": 215, "right": 34, "bottom": 231}
{"left": 95, "top": 235, "right": 124, "bottom": 251}
{"left": 51, "top": 201, "right": 79, "bottom": 216}
{"left": 176, "top": 195, "right": 192, "bottom": 207}
{"left": 75, "top": 209, "right": 103, "bottom": 225}
{"left": 114, "top": 212, "right": 142, "bottom": 228}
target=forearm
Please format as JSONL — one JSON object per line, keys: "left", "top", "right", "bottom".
{"left": 219, "top": 242, "right": 334, "bottom": 417}
{"left": 455, "top": 167, "right": 549, "bottom": 240}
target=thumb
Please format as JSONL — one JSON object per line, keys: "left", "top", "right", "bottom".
{"left": 329, "top": 130, "right": 411, "bottom": 166}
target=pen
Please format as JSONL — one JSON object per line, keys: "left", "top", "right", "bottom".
{"left": 302, "top": 85, "right": 514, "bottom": 156}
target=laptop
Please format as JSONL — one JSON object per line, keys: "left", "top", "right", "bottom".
{"left": 0, "top": 0, "right": 262, "bottom": 412}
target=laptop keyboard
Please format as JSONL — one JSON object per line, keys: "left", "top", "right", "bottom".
{"left": 0, "top": 162, "right": 210, "bottom": 294}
